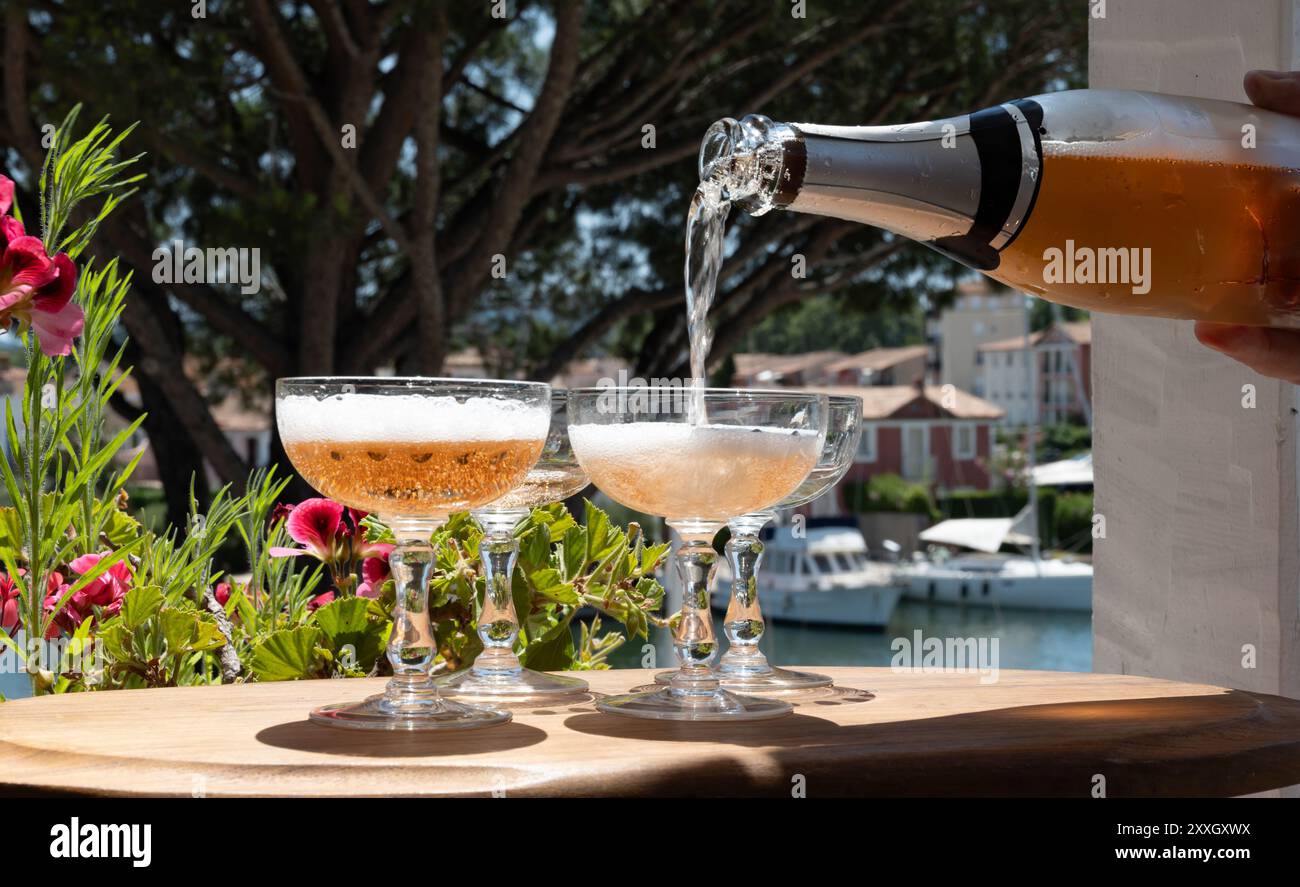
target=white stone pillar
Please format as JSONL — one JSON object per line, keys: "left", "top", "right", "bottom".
{"left": 1089, "top": 1, "right": 1300, "bottom": 795}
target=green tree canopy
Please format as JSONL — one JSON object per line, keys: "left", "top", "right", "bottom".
{"left": 1, "top": 0, "right": 1085, "bottom": 522}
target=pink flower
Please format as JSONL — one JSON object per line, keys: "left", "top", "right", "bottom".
{"left": 42, "top": 571, "right": 75, "bottom": 638}
{"left": 270, "top": 498, "right": 345, "bottom": 561}
{"left": 68, "top": 552, "right": 132, "bottom": 618}
{"left": 3, "top": 569, "right": 74, "bottom": 638}
{"left": 0, "top": 174, "right": 83, "bottom": 357}
{"left": 272, "top": 499, "right": 394, "bottom": 599}
{"left": 350, "top": 509, "right": 391, "bottom": 554}
{"left": 307, "top": 590, "right": 336, "bottom": 612}
{"left": 357, "top": 545, "right": 393, "bottom": 598}
{"left": 0, "top": 572, "right": 20, "bottom": 635}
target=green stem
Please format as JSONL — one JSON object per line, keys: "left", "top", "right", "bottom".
{"left": 24, "top": 346, "right": 46, "bottom": 697}
{"left": 79, "top": 371, "right": 96, "bottom": 555}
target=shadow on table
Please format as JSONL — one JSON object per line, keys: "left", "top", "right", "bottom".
{"left": 562, "top": 711, "right": 843, "bottom": 747}
{"left": 561, "top": 690, "right": 1300, "bottom": 796}
{"left": 255, "top": 719, "right": 548, "bottom": 758}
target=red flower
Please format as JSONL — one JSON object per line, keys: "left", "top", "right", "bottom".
{"left": 67, "top": 552, "right": 131, "bottom": 618}
{"left": 214, "top": 582, "right": 232, "bottom": 608}
{"left": 270, "top": 498, "right": 345, "bottom": 561}
{"left": 0, "top": 175, "right": 83, "bottom": 357}
{"left": 272, "top": 498, "right": 398, "bottom": 602}
{"left": 0, "top": 572, "right": 20, "bottom": 635}
{"left": 307, "top": 590, "right": 336, "bottom": 612}
{"left": 41, "top": 571, "right": 75, "bottom": 638}
{"left": 357, "top": 545, "right": 393, "bottom": 598}
{"left": 3, "top": 569, "right": 75, "bottom": 638}
{"left": 350, "top": 518, "right": 392, "bottom": 562}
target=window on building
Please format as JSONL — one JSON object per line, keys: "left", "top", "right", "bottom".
{"left": 902, "top": 425, "right": 927, "bottom": 479}
{"left": 953, "top": 424, "right": 976, "bottom": 460}
{"left": 856, "top": 425, "right": 877, "bottom": 463}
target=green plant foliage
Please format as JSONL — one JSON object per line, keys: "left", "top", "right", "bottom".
{"left": 247, "top": 626, "right": 324, "bottom": 683}
{"left": 1053, "top": 492, "right": 1095, "bottom": 554}
{"left": 311, "top": 597, "right": 389, "bottom": 677}
{"left": 37, "top": 106, "right": 145, "bottom": 261}
{"left": 1, "top": 110, "right": 147, "bottom": 693}
{"left": 844, "top": 474, "right": 940, "bottom": 521}
{"left": 1, "top": 112, "right": 666, "bottom": 698}
{"left": 96, "top": 591, "right": 227, "bottom": 689}
{"left": 238, "top": 499, "right": 664, "bottom": 683}
{"left": 1037, "top": 422, "right": 1092, "bottom": 461}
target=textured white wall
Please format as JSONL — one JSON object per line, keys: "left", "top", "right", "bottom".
{"left": 1090, "top": 0, "right": 1300, "bottom": 733}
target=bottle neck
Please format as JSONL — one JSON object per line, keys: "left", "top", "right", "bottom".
{"left": 711, "top": 101, "right": 1045, "bottom": 272}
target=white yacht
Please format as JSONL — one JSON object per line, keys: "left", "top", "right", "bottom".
{"left": 894, "top": 510, "right": 1092, "bottom": 612}
{"left": 895, "top": 298, "right": 1094, "bottom": 613}
{"left": 711, "top": 525, "right": 904, "bottom": 629}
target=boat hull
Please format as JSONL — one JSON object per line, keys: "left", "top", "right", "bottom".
{"left": 712, "top": 583, "right": 904, "bottom": 630}
{"left": 897, "top": 565, "right": 1092, "bottom": 612}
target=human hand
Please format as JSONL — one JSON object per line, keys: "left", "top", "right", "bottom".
{"left": 1193, "top": 70, "right": 1300, "bottom": 383}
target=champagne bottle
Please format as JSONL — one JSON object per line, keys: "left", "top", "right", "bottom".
{"left": 702, "top": 90, "right": 1300, "bottom": 327}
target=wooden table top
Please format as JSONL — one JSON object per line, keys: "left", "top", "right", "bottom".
{"left": 3, "top": 667, "right": 1300, "bottom": 797}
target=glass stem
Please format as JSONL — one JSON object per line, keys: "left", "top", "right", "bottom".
{"left": 475, "top": 527, "right": 522, "bottom": 676}
{"left": 668, "top": 536, "right": 721, "bottom": 696}
{"left": 383, "top": 520, "right": 441, "bottom": 707}
{"left": 720, "top": 530, "right": 772, "bottom": 673}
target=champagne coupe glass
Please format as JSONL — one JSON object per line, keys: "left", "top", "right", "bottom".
{"left": 276, "top": 377, "right": 551, "bottom": 730}
{"left": 668, "top": 394, "right": 863, "bottom": 694}
{"left": 438, "top": 391, "right": 591, "bottom": 703}
{"left": 568, "top": 387, "right": 827, "bottom": 721}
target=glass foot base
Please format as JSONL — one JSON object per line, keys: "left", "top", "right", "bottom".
{"left": 653, "top": 665, "right": 834, "bottom": 693}
{"left": 436, "top": 666, "right": 589, "bottom": 703}
{"left": 309, "top": 692, "right": 511, "bottom": 731}
{"left": 597, "top": 685, "right": 792, "bottom": 721}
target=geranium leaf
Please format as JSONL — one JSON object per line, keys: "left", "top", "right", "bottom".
{"left": 518, "top": 618, "right": 575, "bottom": 672}
{"left": 248, "top": 626, "right": 324, "bottom": 682}
{"left": 101, "top": 509, "right": 143, "bottom": 549}
{"left": 120, "top": 584, "right": 163, "bottom": 630}
{"left": 159, "top": 608, "right": 226, "bottom": 654}
{"left": 312, "top": 597, "right": 386, "bottom": 673}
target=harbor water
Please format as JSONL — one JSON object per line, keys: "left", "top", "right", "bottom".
{"left": 606, "top": 599, "right": 1092, "bottom": 673}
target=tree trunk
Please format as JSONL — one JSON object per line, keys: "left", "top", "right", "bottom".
{"left": 297, "top": 234, "right": 347, "bottom": 375}
{"left": 132, "top": 364, "right": 211, "bottom": 530}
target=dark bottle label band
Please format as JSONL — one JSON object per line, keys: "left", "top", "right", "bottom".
{"left": 773, "top": 134, "right": 807, "bottom": 207}
{"left": 932, "top": 99, "right": 1044, "bottom": 271}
